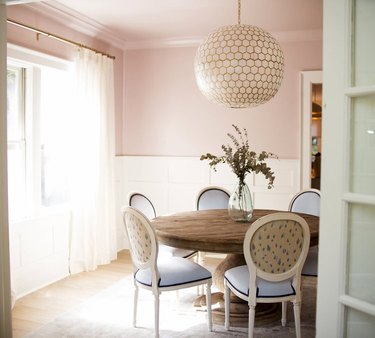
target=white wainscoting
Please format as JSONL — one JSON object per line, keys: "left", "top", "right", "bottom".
{"left": 8, "top": 155, "right": 300, "bottom": 298}
{"left": 9, "top": 209, "right": 71, "bottom": 298}
{"left": 116, "top": 156, "right": 301, "bottom": 249}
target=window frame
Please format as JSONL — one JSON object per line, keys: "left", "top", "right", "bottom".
{"left": 7, "top": 44, "right": 73, "bottom": 222}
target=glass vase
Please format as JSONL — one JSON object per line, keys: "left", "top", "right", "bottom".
{"left": 228, "top": 179, "right": 253, "bottom": 222}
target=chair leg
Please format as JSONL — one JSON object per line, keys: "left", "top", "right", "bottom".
{"left": 206, "top": 281, "right": 212, "bottom": 332}
{"left": 198, "top": 251, "right": 205, "bottom": 264}
{"left": 281, "top": 301, "right": 287, "bottom": 326}
{"left": 224, "top": 281, "right": 230, "bottom": 330}
{"left": 293, "top": 300, "right": 301, "bottom": 338}
{"left": 248, "top": 305, "right": 256, "bottom": 338}
{"left": 197, "top": 253, "right": 204, "bottom": 295}
{"left": 154, "top": 294, "right": 160, "bottom": 338}
{"left": 133, "top": 282, "right": 138, "bottom": 327}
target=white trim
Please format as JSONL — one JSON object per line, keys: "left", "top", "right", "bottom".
{"left": 0, "top": 3, "right": 12, "bottom": 336}
{"left": 344, "top": 85, "right": 375, "bottom": 97}
{"left": 343, "top": 193, "right": 375, "bottom": 205}
{"left": 339, "top": 295, "right": 375, "bottom": 317}
{"left": 10, "top": 0, "right": 323, "bottom": 51}
{"left": 125, "top": 29, "right": 323, "bottom": 50}
{"left": 300, "top": 70, "right": 323, "bottom": 190}
{"left": 9, "top": 1, "right": 323, "bottom": 51}
{"left": 23, "top": 1, "right": 126, "bottom": 50}
{"left": 5, "top": 0, "right": 40, "bottom": 4}
{"left": 7, "top": 43, "right": 71, "bottom": 70}
{"left": 125, "top": 37, "right": 204, "bottom": 50}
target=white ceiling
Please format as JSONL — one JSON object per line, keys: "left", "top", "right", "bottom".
{"left": 46, "top": 0, "right": 323, "bottom": 45}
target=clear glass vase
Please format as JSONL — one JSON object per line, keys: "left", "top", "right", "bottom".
{"left": 228, "top": 179, "right": 253, "bottom": 222}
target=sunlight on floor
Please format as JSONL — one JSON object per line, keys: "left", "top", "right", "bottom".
{"left": 71, "top": 279, "right": 214, "bottom": 333}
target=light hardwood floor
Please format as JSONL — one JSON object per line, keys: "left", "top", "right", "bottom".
{"left": 11, "top": 250, "right": 221, "bottom": 338}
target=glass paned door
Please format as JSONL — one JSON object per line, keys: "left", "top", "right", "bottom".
{"left": 317, "top": 0, "right": 375, "bottom": 335}
{"left": 346, "top": 308, "right": 375, "bottom": 338}
{"left": 347, "top": 204, "right": 375, "bottom": 305}
{"left": 350, "top": 96, "right": 375, "bottom": 194}
{"left": 343, "top": 0, "right": 375, "bottom": 336}
{"left": 352, "top": 0, "right": 375, "bottom": 86}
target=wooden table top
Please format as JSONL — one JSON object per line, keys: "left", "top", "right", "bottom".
{"left": 152, "top": 209, "right": 319, "bottom": 254}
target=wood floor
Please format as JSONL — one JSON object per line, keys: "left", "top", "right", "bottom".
{"left": 11, "top": 250, "right": 221, "bottom": 338}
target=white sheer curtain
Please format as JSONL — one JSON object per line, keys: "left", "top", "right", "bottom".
{"left": 68, "top": 49, "right": 117, "bottom": 274}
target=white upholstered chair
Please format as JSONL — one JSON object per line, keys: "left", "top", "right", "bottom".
{"left": 288, "top": 189, "right": 320, "bottom": 276}
{"left": 128, "top": 192, "right": 198, "bottom": 260}
{"left": 224, "top": 212, "right": 310, "bottom": 338}
{"left": 195, "top": 186, "right": 230, "bottom": 268}
{"left": 196, "top": 186, "right": 230, "bottom": 211}
{"left": 122, "top": 206, "right": 213, "bottom": 338}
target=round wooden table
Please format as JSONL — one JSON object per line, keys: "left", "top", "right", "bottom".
{"left": 152, "top": 209, "right": 319, "bottom": 326}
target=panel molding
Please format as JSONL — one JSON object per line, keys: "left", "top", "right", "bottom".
{"left": 116, "top": 155, "right": 301, "bottom": 249}
{"left": 8, "top": 155, "right": 301, "bottom": 297}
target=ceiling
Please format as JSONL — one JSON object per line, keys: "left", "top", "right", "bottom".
{"left": 44, "top": 0, "right": 322, "bottom": 45}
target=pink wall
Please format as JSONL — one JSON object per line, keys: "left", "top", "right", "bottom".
{"left": 124, "top": 40, "right": 322, "bottom": 159}
{"left": 6, "top": 4, "right": 322, "bottom": 159}
{"left": 6, "top": 4, "right": 124, "bottom": 154}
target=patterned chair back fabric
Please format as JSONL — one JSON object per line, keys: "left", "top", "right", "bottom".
{"left": 244, "top": 212, "right": 310, "bottom": 282}
{"left": 249, "top": 219, "right": 305, "bottom": 275}
{"left": 123, "top": 206, "right": 157, "bottom": 271}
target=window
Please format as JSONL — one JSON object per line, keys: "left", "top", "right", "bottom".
{"left": 40, "top": 67, "right": 72, "bottom": 207}
{"left": 7, "top": 66, "right": 26, "bottom": 220}
{"left": 7, "top": 46, "right": 73, "bottom": 221}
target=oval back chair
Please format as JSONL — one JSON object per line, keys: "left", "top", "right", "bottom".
{"left": 224, "top": 212, "right": 310, "bottom": 338}
{"left": 122, "top": 206, "right": 212, "bottom": 338}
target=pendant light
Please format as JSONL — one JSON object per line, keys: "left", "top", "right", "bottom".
{"left": 194, "top": 0, "right": 284, "bottom": 108}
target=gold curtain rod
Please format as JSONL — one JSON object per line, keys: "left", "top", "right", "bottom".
{"left": 7, "top": 19, "right": 116, "bottom": 60}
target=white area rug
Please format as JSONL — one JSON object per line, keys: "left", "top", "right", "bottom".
{"left": 26, "top": 277, "right": 316, "bottom": 337}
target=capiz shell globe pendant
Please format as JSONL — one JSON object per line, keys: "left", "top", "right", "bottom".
{"left": 194, "top": 9, "right": 284, "bottom": 108}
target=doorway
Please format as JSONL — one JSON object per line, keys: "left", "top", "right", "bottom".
{"left": 311, "top": 83, "right": 322, "bottom": 189}
{"left": 300, "top": 71, "right": 323, "bottom": 190}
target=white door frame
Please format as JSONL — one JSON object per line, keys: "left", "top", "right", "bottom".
{"left": 0, "top": 3, "right": 13, "bottom": 337}
{"left": 300, "top": 70, "right": 323, "bottom": 190}
{"left": 317, "top": 0, "right": 375, "bottom": 336}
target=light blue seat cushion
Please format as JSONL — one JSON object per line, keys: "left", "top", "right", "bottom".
{"left": 135, "top": 257, "right": 211, "bottom": 288}
{"left": 158, "top": 244, "right": 197, "bottom": 260}
{"left": 224, "top": 265, "right": 295, "bottom": 298}
{"left": 302, "top": 245, "right": 318, "bottom": 276}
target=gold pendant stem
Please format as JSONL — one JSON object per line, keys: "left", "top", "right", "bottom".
{"left": 237, "top": 0, "right": 241, "bottom": 25}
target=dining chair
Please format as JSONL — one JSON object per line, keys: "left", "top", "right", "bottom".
{"left": 224, "top": 212, "right": 310, "bottom": 338}
{"left": 122, "top": 206, "right": 213, "bottom": 338}
{"left": 128, "top": 192, "right": 198, "bottom": 260}
{"left": 195, "top": 186, "right": 231, "bottom": 272}
{"left": 196, "top": 186, "right": 230, "bottom": 211}
{"left": 288, "top": 189, "right": 320, "bottom": 276}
